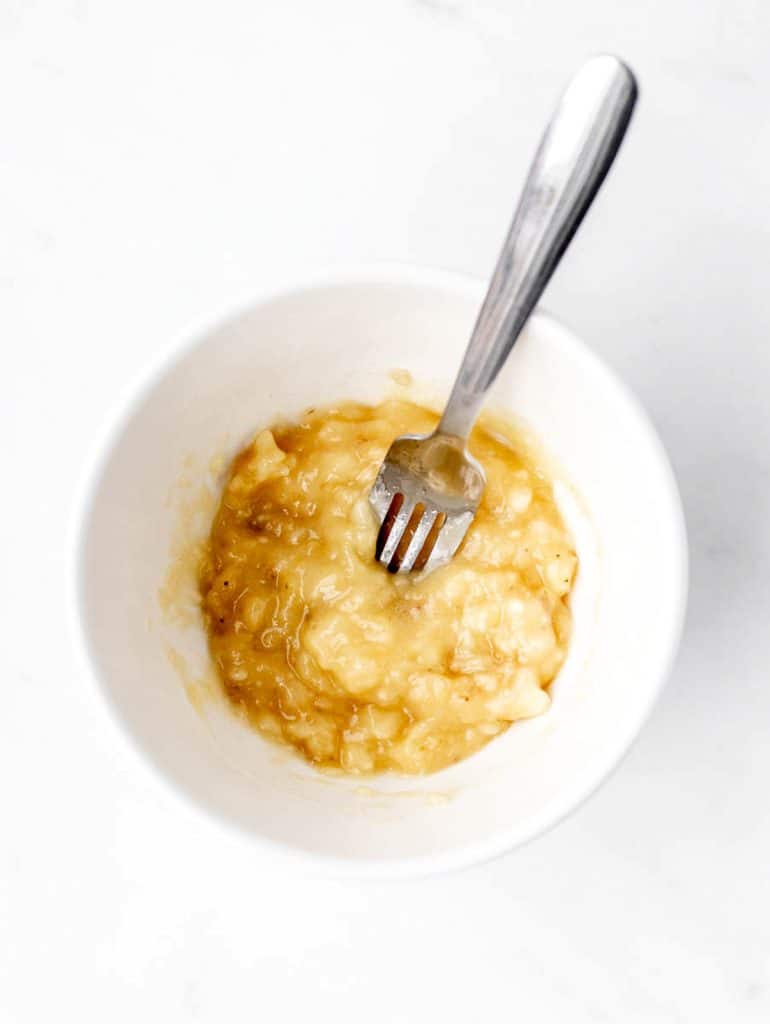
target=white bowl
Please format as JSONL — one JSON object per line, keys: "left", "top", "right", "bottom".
{"left": 72, "top": 266, "right": 687, "bottom": 877}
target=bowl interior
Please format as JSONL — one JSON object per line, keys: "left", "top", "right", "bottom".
{"left": 76, "top": 271, "right": 686, "bottom": 874}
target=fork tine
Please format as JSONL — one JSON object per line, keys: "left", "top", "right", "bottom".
{"left": 375, "top": 492, "right": 404, "bottom": 561}
{"left": 396, "top": 505, "right": 433, "bottom": 573}
{"left": 388, "top": 503, "right": 426, "bottom": 573}
{"left": 409, "top": 510, "right": 447, "bottom": 572}
{"left": 376, "top": 494, "right": 412, "bottom": 567}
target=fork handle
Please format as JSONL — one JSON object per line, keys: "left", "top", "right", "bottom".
{"left": 437, "top": 55, "right": 638, "bottom": 439}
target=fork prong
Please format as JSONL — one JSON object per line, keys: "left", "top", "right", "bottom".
{"left": 375, "top": 492, "right": 404, "bottom": 561}
{"left": 430, "top": 510, "right": 475, "bottom": 567}
{"left": 388, "top": 503, "right": 426, "bottom": 573}
{"left": 409, "top": 510, "right": 447, "bottom": 572}
{"left": 397, "top": 506, "right": 437, "bottom": 573}
{"left": 376, "top": 494, "right": 412, "bottom": 567}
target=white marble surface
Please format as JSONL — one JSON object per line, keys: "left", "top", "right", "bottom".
{"left": 2, "top": 1, "right": 770, "bottom": 1020}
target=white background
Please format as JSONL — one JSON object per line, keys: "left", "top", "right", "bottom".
{"left": 2, "top": 1, "right": 770, "bottom": 1020}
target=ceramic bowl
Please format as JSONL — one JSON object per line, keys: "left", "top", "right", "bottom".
{"left": 72, "top": 266, "right": 687, "bottom": 877}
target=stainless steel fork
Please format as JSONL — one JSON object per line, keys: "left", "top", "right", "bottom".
{"left": 370, "top": 54, "right": 637, "bottom": 573}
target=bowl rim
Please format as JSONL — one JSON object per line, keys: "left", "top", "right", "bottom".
{"left": 68, "top": 262, "right": 689, "bottom": 879}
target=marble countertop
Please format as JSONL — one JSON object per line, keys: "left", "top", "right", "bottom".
{"left": 2, "top": 1, "right": 769, "bottom": 1020}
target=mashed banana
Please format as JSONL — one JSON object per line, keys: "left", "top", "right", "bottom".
{"left": 199, "top": 400, "right": 576, "bottom": 775}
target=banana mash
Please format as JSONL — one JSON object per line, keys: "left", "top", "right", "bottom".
{"left": 199, "top": 399, "right": 576, "bottom": 775}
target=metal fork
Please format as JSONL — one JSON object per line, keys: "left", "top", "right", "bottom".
{"left": 370, "top": 55, "right": 637, "bottom": 573}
